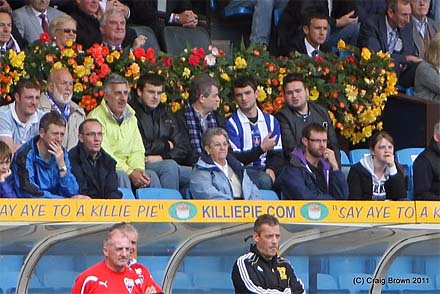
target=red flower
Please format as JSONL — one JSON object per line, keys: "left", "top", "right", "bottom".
{"left": 315, "top": 55, "right": 324, "bottom": 63}
{"left": 133, "top": 47, "right": 145, "bottom": 59}
{"left": 348, "top": 56, "right": 355, "bottom": 63}
{"left": 267, "top": 63, "right": 275, "bottom": 72}
{"left": 39, "top": 33, "right": 51, "bottom": 43}
{"left": 192, "top": 47, "right": 205, "bottom": 58}
{"left": 161, "top": 56, "right": 173, "bottom": 67}
{"left": 253, "top": 49, "right": 260, "bottom": 56}
{"left": 188, "top": 54, "right": 201, "bottom": 67}
{"left": 271, "top": 79, "right": 279, "bottom": 86}
{"left": 145, "top": 48, "right": 156, "bottom": 63}
{"left": 328, "top": 75, "right": 336, "bottom": 84}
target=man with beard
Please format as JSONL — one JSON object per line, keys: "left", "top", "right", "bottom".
{"left": 278, "top": 123, "right": 348, "bottom": 200}
{"left": 39, "top": 67, "right": 85, "bottom": 150}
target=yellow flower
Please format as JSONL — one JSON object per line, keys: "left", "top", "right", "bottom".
{"left": 74, "top": 82, "right": 83, "bottom": 92}
{"left": 84, "top": 56, "right": 94, "bottom": 67}
{"left": 129, "top": 63, "right": 140, "bottom": 76}
{"left": 62, "top": 48, "right": 75, "bottom": 58}
{"left": 96, "top": 81, "right": 102, "bottom": 87}
{"left": 220, "top": 72, "right": 230, "bottom": 81}
{"left": 160, "top": 92, "right": 167, "bottom": 103}
{"left": 65, "top": 39, "right": 74, "bottom": 47}
{"left": 74, "top": 65, "right": 87, "bottom": 78}
{"left": 344, "top": 84, "right": 358, "bottom": 102}
{"left": 256, "top": 86, "right": 266, "bottom": 102}
{"left": 278, "top": 74, "right": 285, "bottom": 85}
{"left": 182, "top": 67, "right": 191, "bottom": 79}
{"left": 53, "top": 61, "right": 63, "bottom": 70}
{"left": 10, "top": 51, "right": 26, "bottom": 69}
{"left": 361, "top": 47, "right": 371, "bottom": 61}
{"left": 309, "top": 87, "right": 319, "bottom": 101}
{"left": 337, "top": 39, "right": 346, "bottom": 50}
{"left": 171, "top": 101, "right": 181, "bottom": 113}
{"left": 111, "top": 50, "right": 121, "bottom": 59}
{"left": 106, "top": 55, "right": 114, "bottom": 63}
{"left": 234, "top": 56, "right": 247, "bottom": 69}
{"left": 377, "top": 51, "right": 391, "bottom": 59}
{"left": 265, "top": 87, "right": 272, "bottom": 95}
{"left": 181, "top": 91, "right": 189, "bottom": 100}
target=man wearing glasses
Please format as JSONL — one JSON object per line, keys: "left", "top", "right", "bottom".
{"left": 39, "top": 67, "right": 86, "bottom": 150}
{"left": 278, "top": 123, "right": 348, "bottom": 200}
{"left": 69, "top": 119, "right": 122, "bottom": 199}
{"left": 276, "top": 73, "right": 340, "bottom": 164}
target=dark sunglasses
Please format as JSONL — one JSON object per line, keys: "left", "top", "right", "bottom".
{"left": 57, "top": 28, "right": 77, "bottom": 34}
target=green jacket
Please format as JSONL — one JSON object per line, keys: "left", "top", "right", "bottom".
{"left": 88, "top": 100, "right": 145, "bottom": 175}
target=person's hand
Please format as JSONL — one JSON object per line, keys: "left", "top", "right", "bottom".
{"left": 336, "top": 10, "right": 358, "bottom": 28}
{"left": 0, "top": 0, "right": 11, "bottom": 12}
{"left": 129, "top": 169, "right": 151, "bottom": 188}
{"left": 324, "top": 148, "right": 339, "bottom": 170}
{"left": 0, "top": 169, "right": 12, "bottom": 182}
{"left": 71, "top": 194, "right": 91, "bottom": 199}
{"left": 145, "top": 155, "right": 163, "bottom": 164}
{"left": 177, "top": 10, "right": 198, "bottom": 27}
{"left": 106, "top": 0, "right": 130, "bottom": 18}
{"left": 144, "top": 286, "right": 158, "bottom": 294}
{"left": 132, "top": 35, "right": 148, "bottom": 49}
{"left": 48, "top": 141, "right": 66, "bottom": 168}
{"left": 265, "top": 168, "right": 275, "bottom": 183}
{"left": 384, "top": 153, "right": 396, "bottom": 167}
{"left": 260, "top": 132, "right": 277, "bottom": 152}
{"left": 405, "top": 55, "right": 423, "bottom": 63}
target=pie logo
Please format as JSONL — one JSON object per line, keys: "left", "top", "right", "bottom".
{"left": 124, "top": 277, "right": 134, "bottom": 293}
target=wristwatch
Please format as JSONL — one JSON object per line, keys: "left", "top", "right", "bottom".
{"left": 58, "top": 165, "right": 67, "bottom": 173}
{"left": 174, "top": 14, "right": 180, "bottom": 24}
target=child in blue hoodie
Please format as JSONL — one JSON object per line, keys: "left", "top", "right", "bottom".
{"left": 0, "top": 141, "right": 17, "bottom": 198}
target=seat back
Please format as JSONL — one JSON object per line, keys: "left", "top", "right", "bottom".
{"left": 396, "top": 148, "right": 424, "bottom": 199}
{"left": 340, "top": 150, "right": 350, "bottom": 166}
{"left": 260, "top": 189, "right": 279, "bottom": 200}
{"left": 318, "top": 273, "right": 338, "bottom": 290}
{"left": 349, "top": 149, "right": 370, "bottom": 164}
{"left": 136, "top": 188, "right": 183, "bottom": 200}
{"left": 162, "top": 27, "right": 211, "bottom": 55}
{"left": 128, "top": 25, "right": 161, "bottom": 52}
{"left": 118, "top": 187, "right": 135, "bottom": 199}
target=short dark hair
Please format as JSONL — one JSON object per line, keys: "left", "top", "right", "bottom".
{"left": 387, "top": 0, "right": 410, "bottom": 11}
{"left": 282, "top": 73, "right": 307, "bottom": 92}
{"left": 302, "top": 123, "right": 327, "bottom": 139}
{"left": 39, "top": 111, "right": 66, "bottom": 131}
{"left": 78, "top": 118, "right": 101, "bottom": 134}
{"left": 0, "top": 8, "right": 12, "bottom": 21}
{"left": 136, "top": 73, "right": 165, "bottom": 91}
{"left": 189, "top": 74, "right": 218, "bottom": 104}
{"left": 15, "top": 78, "right": 40, "bottom": 96}
{"left": 0, "top": 140, "right": 12, "bottom": 161}
{"left": 254, "top": 214, "right": 279, "bottom": 234}
{"left": 232, "top": 76, "right": 257, "bottom": 92}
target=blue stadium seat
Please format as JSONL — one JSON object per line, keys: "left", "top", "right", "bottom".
{"left": 340, "top": 150, "right": 351, "bottom": 166}
{"left": 195, "top": 271, "right": 233, "bottom": 291}
{"left": 260, "top": 189, "right": 279, "bottom": 200}
{"left": 339, "top": 273, "right": 372, "bottom": 293}
{"left": 136, "top": 188, "right": 183, "bottom": 200}
{"left": 317, "top": 273, "right": 350, "bottom": 293}
{"left": 137, "top": 255, "right": 169, "bottom": 275}
{"left": 0, "top": 255, "right": 23, "bottom": 272}
{"left": 286, "top": 256, "right": 309, "bottom": 275}
{"left": 329, "top": 256, "right": 367, "bottom": 277}
{"left": 184, "top": 256, "right": 222, "bottom": 273}
{"left": 224, "top": 3, "right": 253, "bottom": 18}
{"left": 387, "top": 256, "right": 413, "bottom": 276}
{"left": 118, "top": 187, "right": 135, "bottom": 199}
{"left": 173, "top": 272, "right": 194, "bottom": 292}
{"left": 396, "top": 147, "right": 424, "bottom": 199}
{"left": 42, "top": 270, "right": 78, "bottom": 288}
{"left": 0, "top": 271, "right": 19, "bottom": 293}
{"left": 349, "top": 149, "right": 370, "bottom": 164}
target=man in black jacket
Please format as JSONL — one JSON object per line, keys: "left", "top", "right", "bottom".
{"left": 232, "top": 214, "right": 305, "bottom": 293}
{"left": 69, "top": 119, "right": 122, "bottom": 199}
{"left": 275, "top": 73, "right": 340, "bottom": 164}
{"left": 413, "top": 121, "right": 440, "bottom": 200}
{"left": 130, "top": 73, "right": 192, "bottom": 191}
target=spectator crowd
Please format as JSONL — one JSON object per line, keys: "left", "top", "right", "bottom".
{"left": 0, "top": 0, "right": 439, "bottom": 201}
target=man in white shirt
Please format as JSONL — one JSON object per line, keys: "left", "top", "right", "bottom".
{"left": 0, "top": 79, "right": 44, "bottom": 152}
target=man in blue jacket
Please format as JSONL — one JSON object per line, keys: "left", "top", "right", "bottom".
{"left": 279, "top": 123, "right": 348, "bottom": 200}
{"left": 12, "top": 112, "right": 88, "bottom": 199}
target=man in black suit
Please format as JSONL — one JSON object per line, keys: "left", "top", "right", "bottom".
{"left": 278, "top": 0, "right": 359, "bottom": 55}
{"left": 126, "top": 0, "right": 197, "bottom": 43}
{"left": 286, "top": 10, "right": 332, "bottom": 57}
{"left": 358, "top": 0, "right": 422, "bottom": 87}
